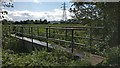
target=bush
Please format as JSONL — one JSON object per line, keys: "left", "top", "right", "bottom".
{"left": 98, "top": 47, "right": 120, "bottom": 66}
{"left": 2, "top": 49, "right": 91, "bottom": 66}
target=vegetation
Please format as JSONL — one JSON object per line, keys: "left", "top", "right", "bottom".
{"left": 1, "top": 1, "right": 119, "bottom": 67}
{"left": 0, "top": 0, "right": 13, "bottom": 20}
{"left": 70, "top": 2, "right": 119, "bottom": 46}
{"left": 2, "top": 49, "right": 91, "bottom": 66}
{"left": 69, "top": 2, "right": 120, "bottom": 66}
{"left": 2, "top": 24, "right": 120, "bottom": 67}
{"left": 2, "top": 36, "right": 91, "bottom": 66}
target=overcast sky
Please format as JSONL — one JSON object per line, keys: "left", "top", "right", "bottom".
{"left": 4, "top": 0, "right": 72, "bottom": 21}
{"left": 5, "top": 0, "right": 71, "bottom": 21}
{"left": 4, "top": 0, "right": 120, "bottom": 21}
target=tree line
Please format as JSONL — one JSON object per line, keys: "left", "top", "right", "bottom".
{"left": 2, "top": 19, "right": 51, "bottom": 24}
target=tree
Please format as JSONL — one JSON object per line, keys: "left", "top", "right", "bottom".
{"left": 43, "top": 19, "right": 48, "bottom": 24}
{"left": 0, "top": 0, "right": 13, "bottom": 21}
{"left": 69, "top": 2, "right": 103, "bottom": 25}
{"left": 70, "top": 1, "right": 120, "bottom": 66}
{"left": 95, "top": 2, "right": 119, "bottom": 46}
{"left": 70, "top": 2, "right": 120, "bottom": 46}
{"left": 1, "top": 19, "right": 8, "bottom": 24}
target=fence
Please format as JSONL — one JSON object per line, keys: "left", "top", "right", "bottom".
{"left": 3, "top": 25, "right": 104, "bottom": 53}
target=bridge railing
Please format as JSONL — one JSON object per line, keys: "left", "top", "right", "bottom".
{"left": 5, "top": 25, "right": 104, "bottom": 53}
{"left": 45, "top": 26, "right": 104, "bottom": 53}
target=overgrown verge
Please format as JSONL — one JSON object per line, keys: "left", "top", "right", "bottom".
{"left": 2, "top": 49, "right": 91, "bottom": 66}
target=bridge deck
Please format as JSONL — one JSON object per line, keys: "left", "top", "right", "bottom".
{"left": 11, "top": 34, "right": 105, "bottom": 65}
{"left": 11, "top": 34, "right": 85, "bottom": 57}
{"left": 11, "top": 34, "right": 53, "bottom": 48}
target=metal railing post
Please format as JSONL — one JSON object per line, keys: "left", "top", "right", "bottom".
{"left": 9, "top": 26, "right": 11, "bottom": 35}
{"left": 37, "top": 26, "right": 39, "bottom": 36}
{"left": 21, "top": 26, "right": 23, "bottom": 40}
{"left": 21, "top": 26, "right": 24, "bottom": 45}
{"left": 71, "top": 29, "right": 74, "bottom": 53}
{"left": 31, "top": 27, "right": 33, "bottom": 45}
{"left": 53, "top": 29, "right": 55, "bottom": 38}
{"left": 16, "top": 25, "right": 18, "bottom": 46}
{"left": 15, "top": 26, "right": 16, "bottom": 38}
{"left": 65, "top": 28, "right": 67, "bottom": 40}
{"left": 49, "top": 26, "right": 50, "bottom": 37}
{"left": 89, "top": 28, "right": 92, "bottom": 46}
{"left": 29, "top": 26, "right": 30, "bottom": 36}
{"left": 14, "top": 26, "right": 17, "bottom": 46}
{"left": 46, "top": 27, "right": 48, "bottom": 50}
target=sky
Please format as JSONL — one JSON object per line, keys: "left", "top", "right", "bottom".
{"left": 3, "top": 0, "right": 120, "bottom": 21}
{"left": 3, "top": 0, "right": 73, "bottom": 21}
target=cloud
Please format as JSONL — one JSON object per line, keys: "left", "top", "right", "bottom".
{"left": 6, "top": 9, "right": 72, "bottom": 21}
{"left": 33, "top": 0, "right": 39, "bottom": 3}
{"left": 14, "top": 0, "right": 71, "bottom": 2}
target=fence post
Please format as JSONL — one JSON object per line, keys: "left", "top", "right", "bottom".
{"left": 53, "top": 28, "right": 55, "bottom": 38}
{"left": 9, "top": 26, "right": 10, "bottom": 35}
{"left": 15, "top": 26, "right": 16, "bottom": 38}
{"left": 89, "top": 28, "right": 92, "bottom": 46}
{"left": 65, "top": 28, "right": 67, "bottom": 40}
{"left": 46, "top": 27, "right": 48, "bottom": 50}
{"left": 16, "top": 25, "right": 18, "bottom": 46}
{"left": 31, "top": 27, "right": 33, "bottom": 45}
{"left": 21, "top": 26, "right": 24, "bottom": 46}
{"left": 14, "top": 26, "right": 17, "bottom": 46}
{"left": 71, "top": 29, "right": 74, "bottom": 53}
{"left": 21, "top": 26, "right": 23, "bottom": 40}
{"left": 29, "top": 26, "right": 30, "bottom": 36}
{"left": 49, "top": 26, "right": 50, "bottom": 37}
{"left": 4, "top": 25, "right": 7, "bottom": 36}
{"left": 37, "top": 26, "right": 39, "bottom": 36}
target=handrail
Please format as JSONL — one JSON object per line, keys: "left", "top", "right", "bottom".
{"left": 6, "top": 25, "right": 104, "bottom": 53}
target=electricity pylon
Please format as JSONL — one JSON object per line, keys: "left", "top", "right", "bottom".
{"left": 61, "top": 2, "right": 67, "bottom": 22}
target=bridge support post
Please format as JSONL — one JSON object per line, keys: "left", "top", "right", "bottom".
{"left": 15, "top": 26, "right": 16, "bottom": 38}
{"left": 16, "top": 26, "right": 18, "bottom": 46}
{"left": 21, "top": 26, "right": 24, "bottom": 45}
{"left": 21, "top": 27, "right": 23, "bottom": 40}
{"left": 89, "top": 28, "right": 92, "bottom": 46}
{"left": 46, "top": 28, "right": 48, "bottom": 50}
{"left": 14, "top": 26, "right": 17, "bottom": 46}
{"left": 31, "top": 27, "right": 33, "bottom": 46}
{"left": 71, "top": 29, "right": 74, "bottom": 53}
{"left": 37, "top": 26, "right": 39, "bottom": 36}
{"left": 65, "top": 28, "right": 67, "bottom": 40}
{"left": 29, "top": 26, "right": 30, "bottom": 37}
{"left": 49, "top": 26, "right": 50, "bottom": 37}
